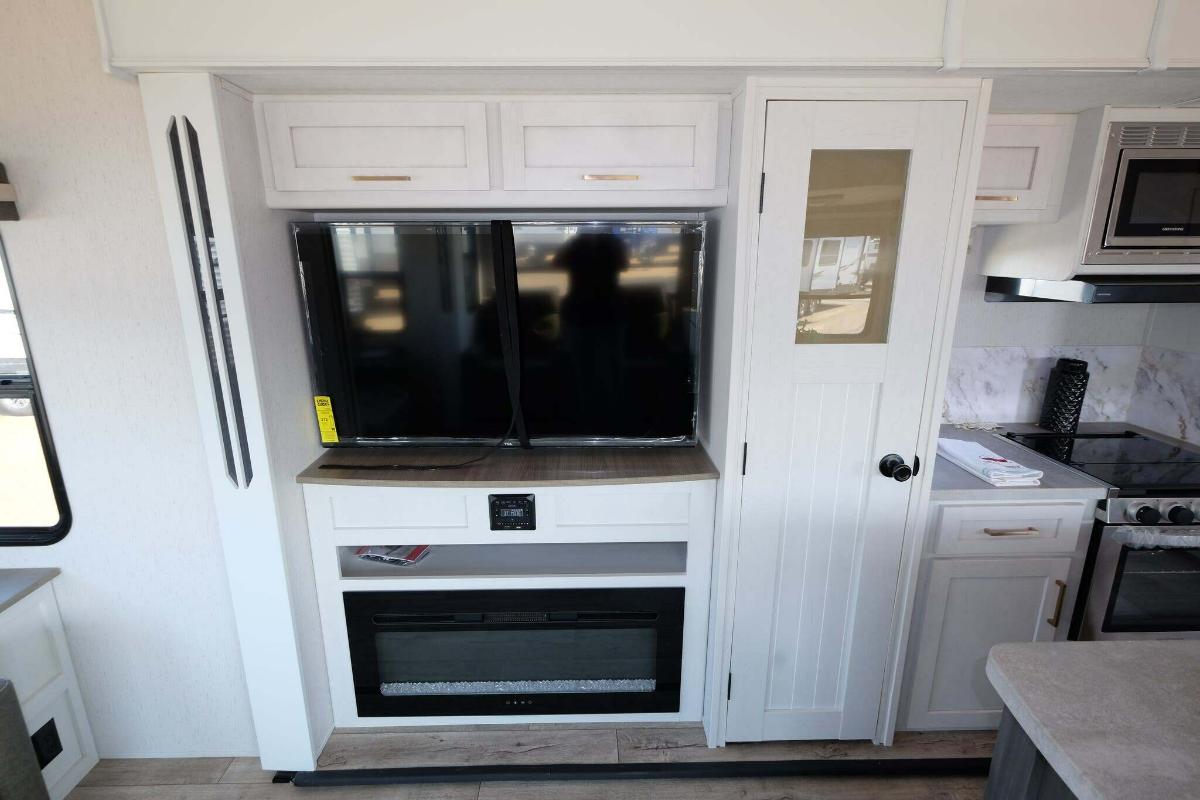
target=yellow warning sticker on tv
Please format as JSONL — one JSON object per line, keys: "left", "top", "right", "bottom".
{"left": 313, "top": 395, "right": 339, "bottom": 444}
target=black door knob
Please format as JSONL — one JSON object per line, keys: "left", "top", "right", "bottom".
{"left": 879, "top": 454, "right": 913, "bottom": 482}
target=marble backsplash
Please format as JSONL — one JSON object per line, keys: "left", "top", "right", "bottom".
{"left": 1127, "top": 347, "right": 1200, "bottom": 444}
{"left": 944, "top": 345, "right": 1200, "bottom": 445}
{"left": 942, "top": 346, "right": 1143, "bottom": 427}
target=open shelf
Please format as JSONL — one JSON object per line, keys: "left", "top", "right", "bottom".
{"left": 337, "top": 542, "right": 687, "bottom": 581}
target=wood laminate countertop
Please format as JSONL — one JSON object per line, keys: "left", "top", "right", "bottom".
{"left": 0, "top": 568, "right": 59, "bottom": 614}
{"left": 298, "top": 445, "right": 720, "bottom": 487}
{"left": 987, "top": 640, "right": 1200, "bottom": 800}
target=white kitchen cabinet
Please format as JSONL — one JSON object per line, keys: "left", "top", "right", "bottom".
{"left": 0, "top": 575, "right": 97, "bottom": 800}
{"left": 973, "top": 114, "right": 1075, "bottom": 224}
{"left": 899, "top": 556, "right": 1071, "bottom": 731}
{"left": 500, "top": 99, "right": 719, "bottom": 191}
{"left": 258, "top": 99, "right": 490, "bottom": 192}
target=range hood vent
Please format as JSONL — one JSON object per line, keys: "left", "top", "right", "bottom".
{"left": 985, "top": 275, "right": 1200, "bottom": 304}
{"left": 1117, "top": 123, "right": 1200, "bottom": 148}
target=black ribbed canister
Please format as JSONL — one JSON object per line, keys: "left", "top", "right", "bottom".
{"left": 1039, "top": 358, "right": 1090, "bottom": 435}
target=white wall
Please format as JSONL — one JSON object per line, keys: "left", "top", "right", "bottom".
{"left": 0, "top": 0, "right": 256, "bottom": 757}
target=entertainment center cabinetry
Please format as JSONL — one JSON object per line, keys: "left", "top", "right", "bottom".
{"left": 135, "top": 68, "right": 985, "bottom": 768}
{"left": 300, "top": 448, "right": 718, "bottom": 727}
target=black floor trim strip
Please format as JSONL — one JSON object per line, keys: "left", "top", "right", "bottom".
{"left": 291, "top": 757, "right": 991, "bottom": 787}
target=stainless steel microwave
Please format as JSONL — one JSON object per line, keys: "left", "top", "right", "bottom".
{"left": 1085, "top": 122, "right": 1200, "bottom": 265}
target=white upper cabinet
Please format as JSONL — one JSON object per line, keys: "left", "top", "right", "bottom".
{"left": 258, "top": 100, "right": 490, "bottom": 192}
{"left": 500, "top": 100, "right": 719, "bottom": 192}
{"left": 974, "top": 114, "right": 1075, "bottom": 224}
{"left": 252, "top": 94, "right": 728, "bottom": 207}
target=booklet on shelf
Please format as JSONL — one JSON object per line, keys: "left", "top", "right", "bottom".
{"left": 354, "top": 544, "right": 432, "bottom": 566}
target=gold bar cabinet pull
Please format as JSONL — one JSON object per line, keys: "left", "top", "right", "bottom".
{"left": 352, "top": 175, "right": 413, "bottom": 182}
{"left": 983, "top": 527, "right": 1040, "bottom": 537}
{"left": 975, "top": 194, "right": 1019, "bottom": 202}
{"left": 1047, "top": 579, "right": 1068, "bottom": 628}
{"left": 582, "top": 174, "right": 640, "bottom": 182}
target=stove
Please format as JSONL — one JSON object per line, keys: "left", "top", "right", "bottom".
{"left": 1005, "top": 430, "right": 1200, "bottom": 523}
{"left": 1005, "top": 429, "right": 1200, "bottom": 640}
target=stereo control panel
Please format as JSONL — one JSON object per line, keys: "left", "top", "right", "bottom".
{"left": 489, "top": 494, "right": 536, "bottom": 530}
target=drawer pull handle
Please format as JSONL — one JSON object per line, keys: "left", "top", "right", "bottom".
{"left": 582, "top": 174, "right": 640, "bottom": 181}
{"left": 983, "top": 527, "right": 1040, "bottom": 536}
{"left": 976, "top": 194, "right": 1019, "bottom": 202}
{"left": 352, "top": 175, "right": 413, "bottom": 182}
{"left": 1047, "top": 579, "right": 1067, "bottom": 628}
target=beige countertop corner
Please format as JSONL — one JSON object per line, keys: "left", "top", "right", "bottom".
{"left": 986, "top": 640, "right": 1200, "bottom": 800}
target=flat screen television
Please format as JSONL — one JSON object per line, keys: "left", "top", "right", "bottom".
{"left": 294, "top": 220, "right": 705, "bottom": 446}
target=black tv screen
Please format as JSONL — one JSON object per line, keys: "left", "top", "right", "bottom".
{"left": 294, "top": 220, "right": 705, "bottom": 445}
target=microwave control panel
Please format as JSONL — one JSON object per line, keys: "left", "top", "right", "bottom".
{"left": 489, "top": 494, "right": 536, "bottom": 531}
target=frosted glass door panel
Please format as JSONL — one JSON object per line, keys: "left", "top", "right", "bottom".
{"left": 796, "top": 150, "right": 909, "bottom": 344}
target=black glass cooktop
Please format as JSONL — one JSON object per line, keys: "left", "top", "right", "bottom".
{"left": 1005, "top": 431, "right": 1200, "bottom": 496}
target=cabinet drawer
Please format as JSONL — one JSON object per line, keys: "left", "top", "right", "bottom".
{"left": 974, "top": 114, "right": 1074, "bottom": 223}
{"left": 260, "top": 100, "right": 489, "bottom": 192}
{"left": 931, "top": 501, "right": 1087, "bottom": 556}
{"left": 500, "top": 100, "right": 719, "bottom": 191}
{"left": 328, "top": 489, "right": 470, "bottom": 530}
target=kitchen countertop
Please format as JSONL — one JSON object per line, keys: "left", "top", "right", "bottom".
{"left": 987, "top": 640, "right": 1200, "bottom": 800}
{"left": 0, "top": 568, "right": 60, "bottom": 614}
{"left": 932, "top": 424, "right": 1110, "bottom": 501}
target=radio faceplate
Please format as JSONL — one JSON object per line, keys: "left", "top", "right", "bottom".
{"left": 489, "top": 494, "right": 536, "bottom": 530}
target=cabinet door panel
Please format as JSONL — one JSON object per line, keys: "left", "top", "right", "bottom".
{"left": 261, "top": 100, "right": 490, "bottom": 191}
{"left": 501, "top": 100, "right": 718, "bottom": 191}
{"left": 900, "top": 557, "right": 1070, "bottom": 730}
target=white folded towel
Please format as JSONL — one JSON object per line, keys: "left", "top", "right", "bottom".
{"left": 937, "top": 438, "right": 1043, "bottom": 487}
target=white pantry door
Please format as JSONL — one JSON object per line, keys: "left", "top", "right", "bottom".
{"left": 727, "top": 100, "right": 965, "bottom": 741}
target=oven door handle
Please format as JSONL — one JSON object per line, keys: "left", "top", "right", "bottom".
{"left": 1110, "top": 526, "right": 1200, "bottom": 550}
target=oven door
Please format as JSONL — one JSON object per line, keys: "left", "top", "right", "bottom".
{"left": 1081, "top": 526, "right": 1200, "bottom": 639}
{"left": 344, "top": 588, "right": 684, "bottom": 717}
{"left": 1104, "top": 148, "right": 1200, "bottom": 249}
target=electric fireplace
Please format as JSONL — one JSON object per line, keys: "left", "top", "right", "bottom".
{"left": 343, "top": 588, "right": 684, "bottom": 717}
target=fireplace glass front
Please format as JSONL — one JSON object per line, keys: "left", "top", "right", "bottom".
{"left": 344, "top": 588, "right": 684, "bottom": 716}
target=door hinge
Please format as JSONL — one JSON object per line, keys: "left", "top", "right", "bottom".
{"left": 727, "top": 672, "right": 733, "bottom": 700}
{"left": 758, "top": 173, "right": 766, "bottom": 213}
{"left": 741, "top": 442, "right": 748, "bottom": 475}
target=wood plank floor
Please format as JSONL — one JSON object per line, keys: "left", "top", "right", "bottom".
{"left": 70, "top": 726, "right": 995, "bottom": 799}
